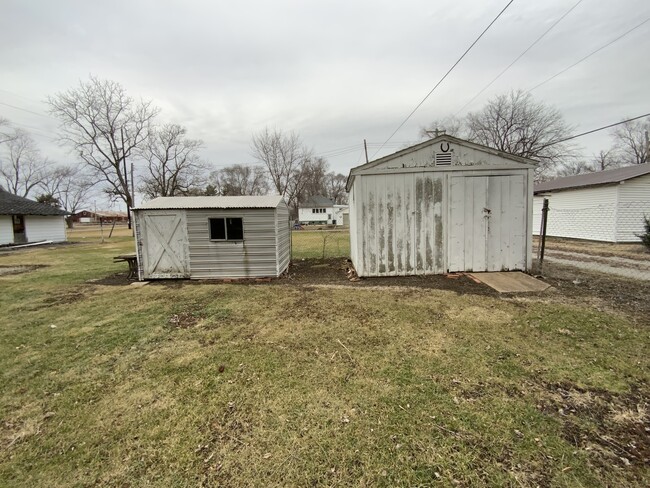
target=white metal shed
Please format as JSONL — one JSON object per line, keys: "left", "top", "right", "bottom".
{"left": 133, "top": 195, "right": 290, "bottom": 280}
{"left": 346, "top": 135, "right": 536, "bottom": 277}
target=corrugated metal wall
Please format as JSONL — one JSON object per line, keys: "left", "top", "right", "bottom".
{"left": 186, "top": 208, "right": 281, "bottom": 279}
{"left": 276, "top": 204, "right": 291, "bottom": 275}
{"left": 354, "top": 172, "right": 445, "bottom": 276}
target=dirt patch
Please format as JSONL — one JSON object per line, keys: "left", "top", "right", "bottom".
{"left": 537, "top": 262, "right": 650, "bottom": 324}
{"left": 285, "top": 259, "right": 498, "bottom": 296}
{"left": 44, "top": 291, "right": 86, "bottom": 306}
{"left": 536, "top": 237, "right": 650, "bottom": 262}
{"left": 0, "top": 264, "right": 47, "bottom": 276}
{"left": 538, "top": 381, "right": 649, "bottom": 481}
{"left": 89, "top": 272, "right": 132, "bottom": 286}
{"left": 168, "top": 312, "right": 201, "bottom": 329}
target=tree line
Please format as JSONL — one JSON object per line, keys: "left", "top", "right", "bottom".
{"left": 3, "top": 80, "right": 647, "bottom": 225}
{"left": 0, "top": 77, "right": 348, "bottom": 225}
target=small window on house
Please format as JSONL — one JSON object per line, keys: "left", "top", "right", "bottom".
{"left": 209, "top": 217, "right": 244, "bottom": 241}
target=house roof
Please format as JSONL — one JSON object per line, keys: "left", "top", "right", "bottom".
{"left": 133, "top": 195, "right": 285, "bottom": 210}
{"left": 302, "top": 195, "right": 335, "bottom": 207}
{"left": 0, "top": 188, "right": 68, "bottom": 216}
{"left": 346, "top": 134, "right": 538, "bottom": 190}
{"left": 75, "top": 210, "right": 128, "bottom": 218}
{"left": 534, "top": 163, "right": 650, "bottom": 193}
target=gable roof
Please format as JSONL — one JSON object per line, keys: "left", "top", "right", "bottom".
{"left": 346, "top": 134, "right": 538, "bottom": 190}
{"left": 301, "top": 195, "right": 334, "bottom": 208}
{"left": 0, "top": 188, "right": 68, "bottom": 216}
{"left": 134, "top": 195, "right": 285, "bottom": 210}
{"left": 534, "top": 163, "right": 650, "bottom": 193}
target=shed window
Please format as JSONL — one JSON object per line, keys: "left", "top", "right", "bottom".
{"left": 209, "top": 217, "right": 244, "bottom": 241}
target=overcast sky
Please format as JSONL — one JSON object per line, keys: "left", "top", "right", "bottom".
{"left": 1, "top": 0, "right": 649, "bottom": 205}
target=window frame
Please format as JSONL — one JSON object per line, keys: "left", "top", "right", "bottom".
{"left": 208, "top": 216, "right": 244, "bottom": 242}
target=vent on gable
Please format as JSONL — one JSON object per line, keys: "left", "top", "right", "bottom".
{"left": 435, "top": 152, "right": 452, "bottom": 166}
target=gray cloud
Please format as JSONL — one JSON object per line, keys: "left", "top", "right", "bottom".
{"left": 1, "top": 0, "right": 648, "bottom": 182}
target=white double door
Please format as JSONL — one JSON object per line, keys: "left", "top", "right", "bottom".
{"left": 448, "top": 175, "right": 526, "bottom": 272}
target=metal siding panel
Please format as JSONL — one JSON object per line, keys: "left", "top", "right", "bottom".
{"left": 276, "top": 204, "right": 291, "bottom": 273}
{"left": 187, "top": 208, "right": 279, "bottom": 279}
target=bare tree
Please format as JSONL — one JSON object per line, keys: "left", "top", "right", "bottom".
{"left": 591, "top": 149, "right": 620, "bottom": 172}
{"left": 324, "top": 172, "right": 348, "bottom": 204}
{"left": 292, "top": 156, "right": 329, "bottom": 207}
{"left": 0, "top": 128, "right": 50, "bottom": 197}
{"left": 39, "top": 164, "right": 97, "bottom": 227}
{"left": 467, "top": 91, "right": 577, "bottom": 178}
{"left": 251, "top": 128, "right": 312, "bottom": 210}
{"left": 611, "top": 117, "right": 649, "bottom": 165}
{"left": 47, "top": 76, "right": 159, "bottom": 227}
{"left": 211, "top": 164, "right": 269, "bottom": 196}
{"left": 139, "top": 123, "right": 206, "bottom": 198}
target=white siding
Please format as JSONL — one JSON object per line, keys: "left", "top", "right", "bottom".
{"left": 24, "top": 216, "right": 66, "bottom": 243}
{"left": 0, "top": 215, "right": 14, "bottom": 245}
{"left": 275, "top": 204, "right": 291, "bottom": 275}
{"left": 616, "top": 174, "right": 650, "bottom": 242}
{"left": 363, "top": 140, "right": 527, "bottom": 171}
{"left": 298, "top": 207, "right": 333, "bottom": 224}
{"left": 353, "top": 172, "right": 445, "bottom": 277}
{"left": 349, "top": 186, "right": 358, "bottom": 267}
{"left": 533, "top": 185, "right": 618, "bottom": 242}
{"left": 0, "top": 216, "right": 13, "bottom": 245}
{"left": 186, "top": 208, "right": 280, "bottom": 279}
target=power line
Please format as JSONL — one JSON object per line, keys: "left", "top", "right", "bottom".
{"left": 528, "top": 16, "right": 650, "bottom": 93}
{"left": 455, "top": 0, "right": 584, "bottom": 116}
{"left": 0, "top": 100, "right": 52, "bottom": 119}
{"left": 542, "top": 112, "right": 650, "bottom": 148}
{"left": 372, "top": 0, "right": 515, "bottom": 159}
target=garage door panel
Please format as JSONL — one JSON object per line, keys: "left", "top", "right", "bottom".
{"left": 449, "top": 174, "right": 527, "bottom": 273}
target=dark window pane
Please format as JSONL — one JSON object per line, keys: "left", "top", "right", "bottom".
{"left": 226, "top": 218, "right": 244, "bottom": 240}
{"left": 209, "top": 218, "right": 226, "bottom": 240}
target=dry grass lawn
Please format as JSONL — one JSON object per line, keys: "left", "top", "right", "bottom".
{"left": 0, "top": 237, "right": 648, "bottom": 487}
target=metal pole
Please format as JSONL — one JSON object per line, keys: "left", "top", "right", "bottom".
{"left": 363, "top": 139, "right": 369, "bottom": 164}
{"left": 538, "top": 198, "right": 549, "bottom": 271}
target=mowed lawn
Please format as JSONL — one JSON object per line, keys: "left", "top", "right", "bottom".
{"left": 0, "top": 238, "right": 649, "bottom": 487}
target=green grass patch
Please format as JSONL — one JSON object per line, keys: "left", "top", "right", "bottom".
{"left": 291, "top": 229, "right": 350, "bottom": 259}
{"left": 0, "top": 240, "right": 648, "bottom": 487}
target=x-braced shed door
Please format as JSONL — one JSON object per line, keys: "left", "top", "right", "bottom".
{"left": 448, "top": 175, "right": 526, "bottom": 272}
{"left": 140, "top": 211, "right": 190, "bottom": 279}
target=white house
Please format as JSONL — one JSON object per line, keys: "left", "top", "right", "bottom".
{"left": 346, "top": 135, "right": 536, "bottom": 277}
{"left": 0, "top": 188, "right": 68, "bottom": 245}
{"left": 132, "top": 195, "right": 290, "bottom": 280}
{"left": 533, "top": 163, "right": 650, "bottom": 243}
{"left": 298, "top": 196, "right": 347, "bottom": 226}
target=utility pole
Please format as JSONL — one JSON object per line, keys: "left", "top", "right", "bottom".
{"left": 363, "top": 139, "right": 369, "bottom": 164}
{"left": 645, "top": 130, "right": 649, "bottom": 162}
{"left": 130, "top": 162, "right": 135, "bottom": 208}
{"left": 121, "top": 127, "right": 131, "bottom": 230}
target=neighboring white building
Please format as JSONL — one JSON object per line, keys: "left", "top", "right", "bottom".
{"left": 346, "top": 135, "right": 537, "bottom": 277}
{"left": 0, "top": 188, "right": 68, "bottom": 245}
{"left": 533, "top": 163, "right": 650, "bottom": 243}
{"left": 298, "top": 196, "right": 347, "bottom": 226}
{"left": 132, "top": 195, "right": 290, "bottom": 280}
